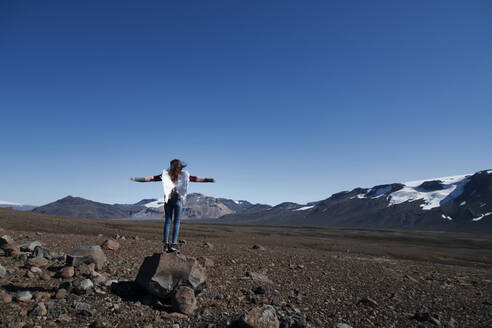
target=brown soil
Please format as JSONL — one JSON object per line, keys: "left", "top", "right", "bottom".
{"left": 1, "top": 208, "right": 491, "bottom": 328}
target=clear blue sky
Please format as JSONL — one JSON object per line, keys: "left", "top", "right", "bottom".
{"left": 1, "top": 1, "right": 491, "bottom": 206}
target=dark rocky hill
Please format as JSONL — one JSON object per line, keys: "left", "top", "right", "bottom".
{"left": 32, "top": 196, "right": 140, "bottom": 219}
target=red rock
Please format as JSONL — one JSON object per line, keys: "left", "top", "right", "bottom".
{"left": 173, "top": 286, "right": 197, "bottom": 314}
{"left": 240, "top": 305, "right": 279, "bottom": 328}
{"left": 59, "top": 266, "right": 74, "bottom": 278}
{"left": 33, "top": 292, "right": 51, "bottom": 302}
{"left": 56, "top": 314, "right": 71, "bottom": 323}
{"left": 198, "top": 256, "right": 215, "bottom": 267}
{"left": 0, "top": 291, "right": 12, "bottom": 303}
{"left": 40, "top": 272, "right": 51, "bottom": 281}
{"left": 55, "top": 289, "right": 67, "bottom": 299}
{"left": 27, "top": 257, "right": 49, "bottom": 267}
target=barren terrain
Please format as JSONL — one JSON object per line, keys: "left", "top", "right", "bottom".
{"left": 1, "top": 208, "right": 491, "bottom": 328}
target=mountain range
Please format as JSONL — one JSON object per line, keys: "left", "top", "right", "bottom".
{"left": 218, "top": 169, "right": 492, "bottom": 233}
{"left": 6, "top": 169, "right": 492, "bottom": 233}
{"left": 31, "top": 194, "right": 258, "bottom": 220}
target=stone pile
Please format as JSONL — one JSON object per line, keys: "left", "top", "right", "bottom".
{"left": 0, "top": 234, "right": 114, "bottom": 308}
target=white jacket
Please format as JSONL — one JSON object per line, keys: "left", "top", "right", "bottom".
{"left": 162, "top": 169, "right": 190, "bottom": 203}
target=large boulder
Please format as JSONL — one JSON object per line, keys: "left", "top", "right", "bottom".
{"left": 135, "top": 252, "right": 206, "bottom": 298}
{"left": 66, "top": 246, "right": 107, "bottom": 270}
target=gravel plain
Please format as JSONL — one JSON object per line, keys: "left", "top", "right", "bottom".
{"left": 0, "top": 208, "right": 491, "bottom": 328}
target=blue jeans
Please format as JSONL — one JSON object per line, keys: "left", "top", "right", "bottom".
{"left": 163, "top": 199, "right": 183, "bottom": 245}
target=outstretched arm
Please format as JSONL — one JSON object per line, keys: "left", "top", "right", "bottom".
{"left": 190, "top": 176, "right": 216, "bottom": 183}
{"left": 130, "top": 174, "right": 162, "bottom": 182}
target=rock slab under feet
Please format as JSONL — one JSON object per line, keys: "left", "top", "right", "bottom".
{"left": 135, "top": 252, "right": 206, "bottom": 298}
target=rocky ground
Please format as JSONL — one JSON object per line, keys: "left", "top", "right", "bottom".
{"left": 0, "top": 208, "right": 491, "bottom": 328}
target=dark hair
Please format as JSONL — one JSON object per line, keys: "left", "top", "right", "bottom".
{"left": 169, "top": 159, "right": 186, "bottom": 183}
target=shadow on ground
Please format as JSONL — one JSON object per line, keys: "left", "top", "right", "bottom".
{"left": 110, "top": 281, "right": 173, "bottom": 312}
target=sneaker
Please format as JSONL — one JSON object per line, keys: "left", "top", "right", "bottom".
{"left": 169, "top": 244, "right": 179, "bottom": 252}
{"left": 163, "top": 243, "right": 170, "bottom": 253}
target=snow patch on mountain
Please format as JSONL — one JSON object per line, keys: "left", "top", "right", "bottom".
{"left": 441, "top": 214, "right": 453, "bottom": 220}
{"left": 472, "top": 212, "right": 492, "bottom": 222}
{"left": 388, "top": 174, "right": 470, "bottom": 210}
{"left": 295, "top": 205, "right": 314, "bottom": 211}
{"left": 144, "top": 199, "right": 165, "bottom": 208}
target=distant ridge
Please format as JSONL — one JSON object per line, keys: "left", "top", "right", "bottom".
{"left": 32, "top": 194, "right": 264, "bottom": 220}
{"left": 0, "top": 201, "right": 37, "bottom": 211}
{"left": 29, "top": 169, "right": 492, "bottom": 233}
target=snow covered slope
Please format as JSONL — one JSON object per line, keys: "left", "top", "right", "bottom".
{"left": 133, "top": 193, "right": 258, "bottom": 219}
{"left": 353, "top": 174, "right": 472, "bottom": 210}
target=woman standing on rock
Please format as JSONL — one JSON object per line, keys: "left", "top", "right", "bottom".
{"left": 130, "top": 159, "right": 216, "bottom": 253}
